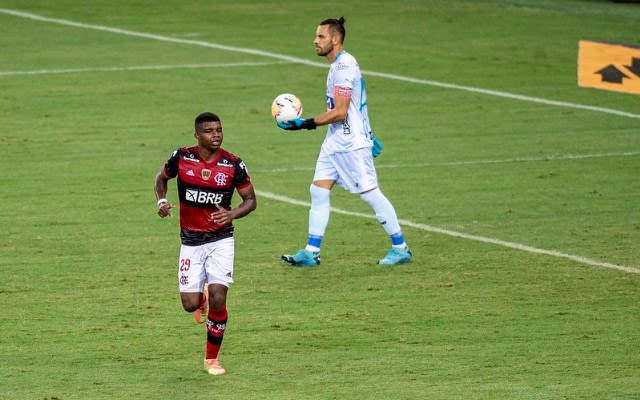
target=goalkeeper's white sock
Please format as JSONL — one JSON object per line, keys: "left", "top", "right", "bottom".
{"left": 360, "top": 187, "right": 407, "bottom": 248}
{"left": 305, "top": 184, "right": 331, "bottom": 252}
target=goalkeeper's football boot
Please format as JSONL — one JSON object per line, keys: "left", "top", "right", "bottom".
{"left": 378, "top": 247, "right": 413, "bottom": 265}
{"left": 281, "top": 249, "right": 320, "bottom": 267}
{"left": 193, "top": 284, "right": 208, "bottom": 324}
{"left": 204, "top": 358, "right": 226, "bottom": 375}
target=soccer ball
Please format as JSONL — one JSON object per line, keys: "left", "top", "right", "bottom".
{"left": 271, "top": 93, "right": 303, "bottom": 123}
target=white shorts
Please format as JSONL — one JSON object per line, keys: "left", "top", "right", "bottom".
{"left": 313, "top": 147, "right": 379, "bottom": 194}
{"left": 177, "top": 237, "right": 235, "bottom": 292}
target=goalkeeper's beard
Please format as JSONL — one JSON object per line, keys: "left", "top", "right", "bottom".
{"left": 316, "top": 45, "right": 332, "bottom": 57}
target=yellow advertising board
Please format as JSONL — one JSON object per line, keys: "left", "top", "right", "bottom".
{"left": 578, "top": 40, "right": 640, "bottom": 95}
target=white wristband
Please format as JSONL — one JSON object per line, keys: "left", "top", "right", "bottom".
{"left": 157, "top": 198, "right": 168, "bottom": 207}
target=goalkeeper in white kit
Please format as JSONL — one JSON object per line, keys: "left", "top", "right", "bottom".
{"left": 277, "top": 17, "right": 412, "bottom": 267}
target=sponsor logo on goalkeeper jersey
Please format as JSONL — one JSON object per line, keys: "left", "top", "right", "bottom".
{"left": 326, "top": 96, "right": 335, "bottom": 110}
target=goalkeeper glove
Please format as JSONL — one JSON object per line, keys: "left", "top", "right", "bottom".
{"left": 277, "top": 118, "right": 317, "bottom": 131}
{"left": 371, "top": 134, "right": 384, "bottom": 158}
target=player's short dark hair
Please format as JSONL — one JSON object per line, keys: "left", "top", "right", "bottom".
{"left": 320, "top": 17, "right": 346, "bottom": 43}
{"left": 195, "top": 112, "right": 220, "bottom": 130}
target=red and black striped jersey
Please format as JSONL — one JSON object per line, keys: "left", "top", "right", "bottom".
{"left": 163, "top": 145, "right": 252, "bottom": 245}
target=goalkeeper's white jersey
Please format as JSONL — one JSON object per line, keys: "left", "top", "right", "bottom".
{"left": 322, "top": 50, "right": 373, "bottom": 154}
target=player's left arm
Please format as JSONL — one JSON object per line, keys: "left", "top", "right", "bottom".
{"left": 231, "top": 183, "right": 257, "bottom": 220}
{"left": 210, "top": 183, "right": 257, "bottom": 225}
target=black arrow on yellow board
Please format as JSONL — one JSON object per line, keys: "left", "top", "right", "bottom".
{"left": 625, "top": 57, "right": 640, "bottom": 78}
{"left": 579, "top": 40, "right": 640, "bottom": 94}
{"left": 596, "top": 64, "right": 630, "bottom": 84}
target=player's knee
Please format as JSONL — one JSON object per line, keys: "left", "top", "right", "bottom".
{"left": 204, "top": 284, "right": 228, "bottom": 309}
{"left": 310, "top": 184, "right": 331, "bottom": 204}
{"left": 208, "top": 291, "right": 227, "bottom": 309}
{"left": 180, "top": 293, "right": 202, "bottom": 312}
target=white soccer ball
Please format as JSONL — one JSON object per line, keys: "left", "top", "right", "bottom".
{"left": 271, "top": 93, "right": 303, "bottom": 123}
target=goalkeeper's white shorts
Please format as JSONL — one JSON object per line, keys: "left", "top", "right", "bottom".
{"left": 177, "top": 237, "right": 234, "bottom": 292}
{"left": 313, "top": 147, "right": 379, "bottom": 194}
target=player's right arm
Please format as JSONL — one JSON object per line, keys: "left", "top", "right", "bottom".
{"left": 154, "top": 166, "right": 175, "bottom": 218}
{"left": 313, "top": 85, "right": 351, "bottom": 126}
{"left": 278, "top": 86, "right": 351, "bottom": 130}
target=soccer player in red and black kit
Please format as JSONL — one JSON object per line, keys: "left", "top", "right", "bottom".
{"left": 154, "top": 112, "right": 257, "bottom": 376}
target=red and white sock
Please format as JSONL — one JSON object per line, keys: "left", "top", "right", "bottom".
{"left": 205, "top": 306, "right": 228, "bottom": 360}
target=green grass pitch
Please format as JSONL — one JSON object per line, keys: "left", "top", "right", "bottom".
{"left": 1, "top": 1, "right": 639, "bottom": 399}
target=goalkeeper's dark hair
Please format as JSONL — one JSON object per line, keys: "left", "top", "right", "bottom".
{"left": 195, "top": 112, "right": 221, "bottom": 130}
{"left": 320, "top": 17, "right": 346, "bottom": 43}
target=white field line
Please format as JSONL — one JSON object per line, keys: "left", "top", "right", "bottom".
{"left": 0, "top": 61, "right": 291, "bottom": 76}
{"left": 257, "top": 190, "right": 640, "bottom": 274}
{"left": 1, "top": 8, "right": 640, "bottom": 120}
{"left": 260, "top": 151, "right": 640, "bottom": 173}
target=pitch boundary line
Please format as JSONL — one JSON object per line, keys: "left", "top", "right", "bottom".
{"left": 1, "top": 8, "right": 639, "bottom": 120}
{"left": 257, "top": 190, "right": 639, "bottom": 274}
{"left": 259, "top": 151, "right": 640, "bottom": 173}
{"left": 0, "top": 61, "right": 292, "bottom": 77}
